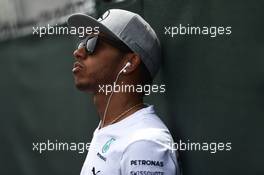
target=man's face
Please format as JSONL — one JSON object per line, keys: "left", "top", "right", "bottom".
{"left": 72, "top": 36, "right": 123, "bottom": 93}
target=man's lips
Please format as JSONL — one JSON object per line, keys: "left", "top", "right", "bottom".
{"left": 72, "top": 61, "right": 85, "bottom": 73}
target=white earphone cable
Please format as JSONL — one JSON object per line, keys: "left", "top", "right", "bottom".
{"left": 100, "top": 64, "right": 129, "bottom": 128}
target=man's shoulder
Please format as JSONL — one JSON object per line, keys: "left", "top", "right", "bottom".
{"left": 120, "top": 124, "right": 175, "bottom": 154}
{"left": 120, "top": 109, "right": 174, "bottom": 147}
{"left": 129, "top": 127, "right": 173, "bottom": 145}
{"left": 120, "top": 128, "right": 177, "bottom": 171}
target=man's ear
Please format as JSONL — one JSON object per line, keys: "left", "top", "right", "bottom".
{"left": 123, "top": 53, "right": 141, "bottom": 74}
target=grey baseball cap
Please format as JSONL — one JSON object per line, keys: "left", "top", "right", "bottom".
{"left": 67, "top": 9, "right": 161, "bottom": 78}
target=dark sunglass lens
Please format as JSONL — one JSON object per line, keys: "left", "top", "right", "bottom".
{"left": 86, "top": 36, "right": 98, "bottom": 54}
{"left": 77, "top": 42, "right": 85, "bottom": 50}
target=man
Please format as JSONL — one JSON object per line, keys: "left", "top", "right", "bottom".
{"left": 68, "top": 9, "right": 180, "bottom": 175}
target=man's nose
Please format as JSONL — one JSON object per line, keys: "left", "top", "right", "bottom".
{"left": 73, "top": 47, "right": 86, "bottom": 60}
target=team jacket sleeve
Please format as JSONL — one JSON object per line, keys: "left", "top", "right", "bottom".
{"left": 120, "top": 140, "right": 179, "bottom": 175}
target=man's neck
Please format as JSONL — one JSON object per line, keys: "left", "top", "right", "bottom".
{"left": 93, "top": 92, "right": 143, "bottom": 128}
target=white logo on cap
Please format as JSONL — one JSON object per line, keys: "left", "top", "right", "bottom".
{"left": 98, "top": 10, "right": 110, "bottom": 22}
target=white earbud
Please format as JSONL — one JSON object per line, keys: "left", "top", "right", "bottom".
{"left": 120, "top": 62, "right": 131, "bottom": 73}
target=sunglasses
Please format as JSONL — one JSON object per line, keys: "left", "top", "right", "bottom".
{"left": 77, "top": 35, "right": 131, "bottom": 55}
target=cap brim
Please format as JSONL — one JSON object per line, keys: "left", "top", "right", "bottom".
{"left": 67, "top": 13, "right": 120, "bottom": 40}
